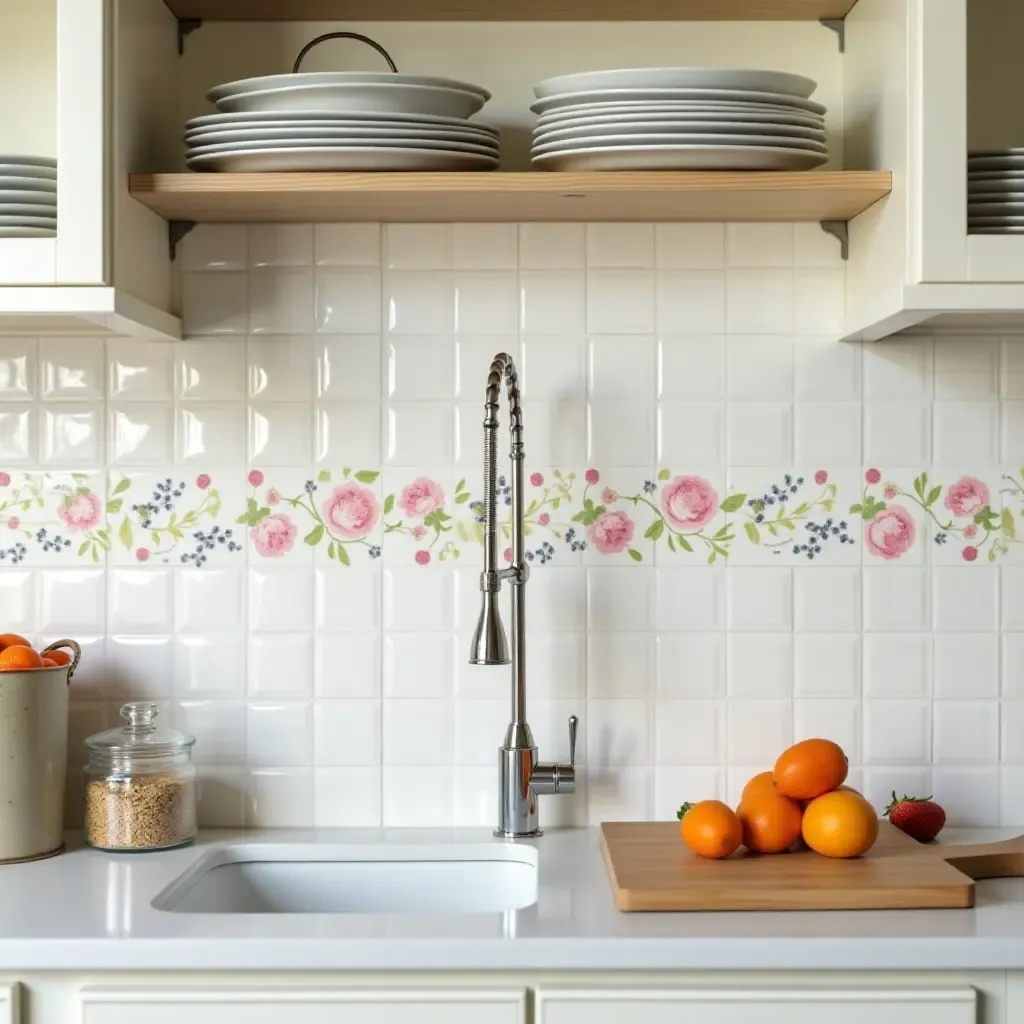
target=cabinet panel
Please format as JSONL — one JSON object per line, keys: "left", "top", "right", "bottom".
{"left": 536, "top": 988, "right": 978, "bottom": 1024}
{"left": 81, "top": 987, "right": 525, "bottom": 1024}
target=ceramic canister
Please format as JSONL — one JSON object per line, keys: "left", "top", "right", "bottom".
{"left": 0, "top": 640, "right": 80, "bottom": 863}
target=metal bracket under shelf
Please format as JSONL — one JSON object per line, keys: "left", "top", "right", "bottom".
{"left": 177, "top": 18, "right": 203, "bottom": 56}
{"left": 820, "top": 220, "right": 849, "bottom": 261}
{"left": 820, "top": 17, "right": 845, "bottom": 53}
{"left": 168, "top": 220, "right": 197, "bottom": 261}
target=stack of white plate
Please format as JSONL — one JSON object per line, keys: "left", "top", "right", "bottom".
{"left": 0, "top": 156, "right": 56, "bottom": 237}
{"left": 530, "top": 68, "right": 828, "bottom": 172}
{"left": 188, "top": 73, "right": 498, "bottom": 172}
{"left": 968, "top": 150, "right": 1024, "bottom": 234}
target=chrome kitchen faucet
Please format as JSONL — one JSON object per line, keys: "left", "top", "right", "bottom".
{"left": 469, "top": 353, "right": 578, "bottom": 838}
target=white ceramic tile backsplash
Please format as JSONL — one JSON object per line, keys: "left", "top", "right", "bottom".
{"left": 7, "top": 221, "right": 1024, "bottom": 829}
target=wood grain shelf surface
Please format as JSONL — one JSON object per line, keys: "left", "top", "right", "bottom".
{"left": 162, "top": 1, "right": 858, "bottom": 22}
{"left": 128, "top": 171, "right": 891, "bottom": 224}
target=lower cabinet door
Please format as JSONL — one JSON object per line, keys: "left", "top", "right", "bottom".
{"left": 80, "top": 987, "right": 526, "bottom": 1024}
{"left": 535, "top": 988, "right": 978, "bottom": 1024}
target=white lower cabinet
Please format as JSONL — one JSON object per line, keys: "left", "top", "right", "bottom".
{"left": 79, "top": 987, "right": 526, "bottom": 1024}
{"left": 535, "top": 988, "right": 979, "bottom": 1024}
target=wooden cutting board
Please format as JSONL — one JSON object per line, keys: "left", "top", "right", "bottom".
{"left": 601, "top": 821, "right": 1024, "bottom": 911}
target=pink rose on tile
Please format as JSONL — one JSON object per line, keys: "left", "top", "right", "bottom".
{"left": 504, "top": 547, "right": 513, "bottom": 562}
{"left": 322, "top": 483, "right": 379, "bottom": 540}
{"left": 661, "top": 475, "right": 719, "bottom": 532}
{"left": 251, "top": 513, "right": 297, "bottom": 558}
{"left": 57, "top": 492, "right": 101, "bottom": 533}
{"left": 415, "top": 550, "right": 431, "bottom": 566}
{"left": 196, "top": 474, "right": 211, "bottom": 490}
{"left": 866, "top": 468, "right": 882, "bottom": 484}
{"left": 248, "top": 470, "right": 265, "bottom": 488}
{"left": 5, "top": 517, "right": 18, "bottom": 531}
{"left": 530, "top": 472, "right": 544, "bottom": 487}
{"left": 0, "top": 472, "right": 11, "bottom": 487}
{"left": 883, "top": 484, "right": 898, "bottom": 500}
{"left": 964, "top": 523, "right": 979, "bottom": 539}
{"left": 865, "top": 505, "right": 916, "bottom": 561}
{"left": 135, "top": 547, "right": 150, "bottom": 562}
{"left": 588, "top": 510, "right": 635, "bottom": 555}
{"left": 601, "top": 487, "right": 618, "bottom": 505}
{"left": 412, "top": 525, "right": 427, "bottom": 540}
{"left": 399, "top": 477, "right": 445, "bottom": 519}
{"left": 267, "top": 488, "right": 280, "bottom": 506}
{"left": 585, "top": 469, "right": 600, "bottom": 485}
{"left": 815, "top": 470, "right": 828, "bottom": 485}
{"left": 538, "top": 512, "right": 550, "bottom": 526}
{"left": 945, "top": 476, "right": 991, "bottom": 518}
{"left": 962, "top": 545, "right": 979, "bottom": 563}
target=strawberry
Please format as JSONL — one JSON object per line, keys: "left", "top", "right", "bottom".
{"left": 883, "top": 792, "right": 946, "bottom": 842}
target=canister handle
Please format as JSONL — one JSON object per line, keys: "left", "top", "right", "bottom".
{"left": 42, "top": 639, "right": 82, "bottom": 682}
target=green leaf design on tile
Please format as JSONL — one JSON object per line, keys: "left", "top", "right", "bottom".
{"left": 119, "top": 516, "right": 133, "bottom": 550}
{"left": 644, "top": 519, "right": 664, "bottom": 541}
{"left": 336, "top": 543, "right": 350, "bottom": 565}
{"left": 112, "top": 477, "right": 131, "bottom": 496}
{"left": 627, "top": 548, "right": 642, "bottom": 562}
{"left": 317, "top": 469, "right": 332, "bottom": 483}
{"left": 744, "top": 522, "right": 761, "bottom": 544}
{"left": 354, "top": 470, "right": 379, "bottom": 484}
{"left": 719, "top": 493, "right": 747, "bottom": 514}
{"left": 305, "top": 524, "right": 324, "bottom": 546}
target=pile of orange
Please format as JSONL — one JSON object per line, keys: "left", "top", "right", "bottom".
{"left": 0, "top": 633, "right": 71, "bottom": 671}
{"left": 678, "top": 738, "right": 879, "bottom": 861}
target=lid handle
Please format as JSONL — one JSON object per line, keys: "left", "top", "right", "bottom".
{"left": 121, "top": 701, "right": 160, "bottom": 733}
{"left": 292, "top": 32, "right": 399, "bottom": 75}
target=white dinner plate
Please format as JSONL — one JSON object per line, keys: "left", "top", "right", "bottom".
{"left": 0, "top": 176, "right": 57, "bottom": 192}
{"left": 187, "top": 146, "right": 499, "bottom": 173}
{"left": 967, "top": 157, "right": 1024, "bottom": 171}
{"left": 0, "top": 190, "right": 56, "bottom": 205}
{"left": 532, "top": 88, "right": 827, "bottom": 116}
{"left": 0, "top": 155, "right": 56, "bottom": 168}
{"left": 532, "top": 132, "right": 827, "bottom": 156}
{"left": 186, "top": 126, "right": 500, "bottom": 147}
{"left": 209, "top": 71, "right": 490, "bottom": 105}
{"left": 0, "top": 226, "right": 55, "bottom": 238}
{"left": 187, "top": 136, "right": 499, "bottom": 158}
{"left": 187, "top": 110, "right": 498, "bottom": 133}
{"left": 536, "top": 107, "right": 825, "bottom": 131}
{"left": 0, "top": 165, "right": 56, "bottom": 181}
{"left": 969, "top": 217, "right": 1024, "bottom": 226}
{"left": 968, "top": 203, "right": 1024, "bottom": 213}
{"left": 215, "top": 82, "right": 487, "bottom": 120}
{"left": 0, "top": 215, "right": 56, "bottom": 228}
{"left": 969, "top": 196, "right": 1024, "bottom": 204}
{"left": 534, "top": 120, "right": 827, "bottom": 145}
{"left": 534, "top": 67, "right": 817, "bottom": 100}
{"left": 0, "top": 204, "right": 60, "bottom": 217}
{"left": 968, "top": 227, "right": 1024, "bottom": 234}
{"left": 532, "top": 144, "right": 828, "bottom": 171}
{"left": 969, "top": 148, "right": 1024, "bottom": 157}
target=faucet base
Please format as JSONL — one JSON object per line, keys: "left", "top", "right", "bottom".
{"left": 494, "top": 828, "right": 543, "bottom": 839}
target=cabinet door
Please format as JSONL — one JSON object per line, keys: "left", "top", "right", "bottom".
{"left": 536, "top": 988, "right": 978, "bottom": 1024}
{"left": 81, "top": 987, "right": 525, "bottom": 1024}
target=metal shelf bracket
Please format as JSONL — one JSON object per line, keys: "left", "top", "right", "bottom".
{"left": 177, "top": 18, "right": 203, "bottom": 55}
{"left": 820, "top": 220, "right": 849, "bottom": 261}
{"left": 820, "top": 17, "right": 846, "bottom": 53}
{"left": 168, "top": 221, "right": 197, "bottom": 261}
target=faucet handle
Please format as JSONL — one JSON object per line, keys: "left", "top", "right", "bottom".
{"left": 568, "top": 715, "right": 578, "bottom": 767}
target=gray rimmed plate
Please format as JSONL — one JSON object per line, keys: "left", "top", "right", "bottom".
{"left": 532, "top": 132, "right": 828, "bottom": 156}
{"left": 187, "top": 146, "right": 499, "bottom": 172}
{"left": 532, "top": 143, "right": 827, "bottom": 171}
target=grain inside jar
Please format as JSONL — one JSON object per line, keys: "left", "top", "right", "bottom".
{"left": 83, "top": 702, "right": 197, "bottom": 852}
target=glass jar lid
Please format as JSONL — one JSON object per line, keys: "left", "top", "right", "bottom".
{"left": 85, "top": 702, "right": 195, "bottom": 759}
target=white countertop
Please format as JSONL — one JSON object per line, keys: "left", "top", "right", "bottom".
{"left": 3, "top": 827, "right": 1024, "bottom": 973}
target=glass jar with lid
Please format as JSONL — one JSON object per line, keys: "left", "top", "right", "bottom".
{"left": 83, "top": 702, "right": 197, "bottom": 852}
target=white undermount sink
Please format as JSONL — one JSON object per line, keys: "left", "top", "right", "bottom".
{"left": 153, "top": 843, "right": 539, "bottom": 915}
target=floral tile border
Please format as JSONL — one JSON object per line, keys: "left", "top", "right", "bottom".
{"left": 2, "top": 464, "right": 1021, "bottom": 568}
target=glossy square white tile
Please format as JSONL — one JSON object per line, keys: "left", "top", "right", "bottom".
{"left": 315, "top": 566, "right": 381, "bottom": 631}
{"left": 453, "top": 223, "right": 517, "bottom": 269}
{"left": 385, "top": 224, "right": 454, "bottom": 269}
{"left": 587, "top": 402, "right": 655, "bottom": 465}
{"left": 655, "top": 567, "right": 724, "bottom": 631}
{"left": 587, "top": 632, "right": 655, "bottom": 698}
{"left": 794, "top": 634, "right": 861, "bottom": 696}
{"left": 726, "top": 699, "right": 792, "bottom": 762}
{"left": 383, "top": 698, "right": 453, "bottom": 765}
{"left": 933, "top": 402, "right": 1000, "bottom": 464}
{"left": 249, "top": 224, "right": 313, "bottom": 268}
{"left": 246, "top": 768, "right": 313, "bottom": 827}
{"left": 587, "top": 224, "right": 654, "bottom": 268}
{"left": 519, "top": 223, "right": 585, "bottom": 269}
{"left": 726, "top": 269, "right": 793, "bottom": 334}
{"left": 108, "top": 340, "right": 173, "bottom": 401}
{"left": 589, "top": 336, "right": 657, "bottom": 399}
{"left": 793, "top": 269, "right": 845, "bottom": 334}
{"left": 727, "top": 335, "right": 793, "bottom": 401}
{"left": 794, "top": 335, "right": 861, "bottom": 401}
{"left": 934, "top": 633, "right": 999, "bottom": 697}
{"left": 40, "top": 338, "right": 104, "bottom": 400}
{"left": 519, "top": 270, "right": 586, "bottom": 333}
{"left": 382, "top": 766, "right": 453, "bottom": 826}
{"left": 249, "top": 403, "right": 314, "bottom": 465}
{"left": 39, "top": 570, "right": 105, "bottom": 633}
{"left": 863, "top": 341, "right": 933, "bottom": 399}
{"left": 0, "top": 405, "right": 35, "bottom": 463}
{"left": 182, "top": 272, "right": 248, "bottom": 335}
{"left": 249, "top": 268, "right": 315, "bottom": 335}
{"left": 656, "top": 633, "right": 726, "bottom": 698}
{"left": 41, "top": 405, "right": 103, "bottom": 466}
{"left": 864, "top": 699, "right": 930, "bottom": 763}
{"left": 247, "top": 635, "right": 313, "bottom": 698}
{"left": 726, "top": 568, "right": 792, "bottom": 631}
{"left": 181, "top": 225, "right": 248, "bottom": 272}
{"left": 0, "top": 570, "right": 34, "bottom": 633}
{"left": 176, "top": 339, "right": 246, "bottom": 401}
{"left": 727, "top": 403, "right": 793, "bottom": 466}
{"left": 794, "top": 402, "right": 861, "bottom": 464}
{"left": 175, "top": 635, "right": 246, "bottom": 698}
{"left": 0, "top": 337, "right": 36, "bottom": 400}
{"left": 934, "top": 700, "right": 999, "bottom": 763}
{"left": 386, "top": 271, "right": 455, "bottom": 335}
{"left": 248, "top": 336, "right": 315, "bottom": 401}
{"left": 655, "top": 699, "right": 724, "bottom": 764}
{"left": 658, "top": 336, "right": 726, "bottom": 401}
{"left": 864, "top": 568, "right": 930, "bottom": 631}
{"left": 659, "top": 402, "right": 726, "bottom": 466}
{"left": 385, "top": 403, "right": 455, "bottom": 465}
{"left": 315, "top": 633, "right": 381, "bottom": 699}
{"left": 108, "top": 569, "right": 173, "bottom": 634}
{"left": 383, "top": 633, "right": 454, "bottom": 697}
{"left": 387, "top": 336, "right": 456, "bottom": 400}
{"left": 455, "top": 272, "right": 519, "bottom": 335}
{"left": 587, "top": 698, "right": 651, "bottom": 765}
{"left": 793, "top": 567, "right": 860, "bottom": 631}
{"left": 106, "top": 636, "right": 174, "bottom": 700}
{"left": 176, "top": 403, "right": 246, "bottom": 464}
{"left": 314, "top": 224, "right": 381, "bottom": 267}
{"left": 933, "top": 567, "right": 998, "bottom": 632}
{"left": 864, "top": 633, "right": 932, "bottom": 697}
{"left": 317, "top": 335, "right": 381, "bottom": 400}
{"left": 727, "top": 224, "right": 793, "bottom": 267}
{"left": 864, "top": 403, "right": 932, "bottom": 466}
{"left": 935, "top": 338, "right": 1000, "bottom": 400}
{"left": 314, "top": 699, "right": 381, "bottom": 766}
{"left": 315, "top": 269, "right": 382, "bottom": 334}
{"left": 196, "top": 768, "right": 246, "bottom": 827}
{"left": 794, "top": 699, "right": 861, "bottom": 760}
{"left": 655, "top": 271, "right": 726, "bottom": 334}
{"left": 656, "top": 223, "right": 725, "bottom": 269}
{"left": 316, "top": 402, "right": 381, "bottom": 466}
{"left": 177, "top": 700, "right": 246, "bottom": 764}
{"left": 314, "top": 767, "right": 382, "bottom": 827}
{"left": 453, "top": 699, "right": 508, "bottom": 764}
{"left": 727, "top": 634, "right": 793, "bottom": 697}
{"left": 587, "top": 270, "right": 656, "bottom": 334}
{"left": 932, "top": 767, "right": 999, "bottom": 827}
{"left": 246, "top": 701, "right": 312, "bottom": 766}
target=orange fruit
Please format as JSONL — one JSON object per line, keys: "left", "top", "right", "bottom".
{"left": 738, "top": 791, "right": 804, "bottom": 854}
{"left": 0, "top": 633, "right": 30, "bottom": 652}
{"left": 41, "top": 658, "right": 57, "bottom": 668}
{"left": 774, "top": 738, "right": 848, "bottom": 801}
{"left": 0, "top": 645, "right": 43, "bottom": 671}
{"left": 741, "top": 771, "right": 776, "bottom": 806}
{"left": 678, "top": 801, "right": 743, "bottom": 860}
{"left": 802, "top": 789, "right": 879, "bottom": 859}
{"left": 42, "top": 649, "right": 71, "bottom": 667}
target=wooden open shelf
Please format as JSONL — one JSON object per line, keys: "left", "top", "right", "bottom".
{"left": 128, "top": 171, "right": 891, "bottom": 224}
{"left": 162, "top": 0, "right": 858, "bottom": 22}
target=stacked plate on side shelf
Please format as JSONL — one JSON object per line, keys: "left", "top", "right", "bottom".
{"left": 0, "top": 156, "right": 56, "bottom": 237}
{"left": 530, "top": 68, "right": 828, "bottom": 172}
{"left": 969, "top": 150, "right": 1024, "bottom": 234}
